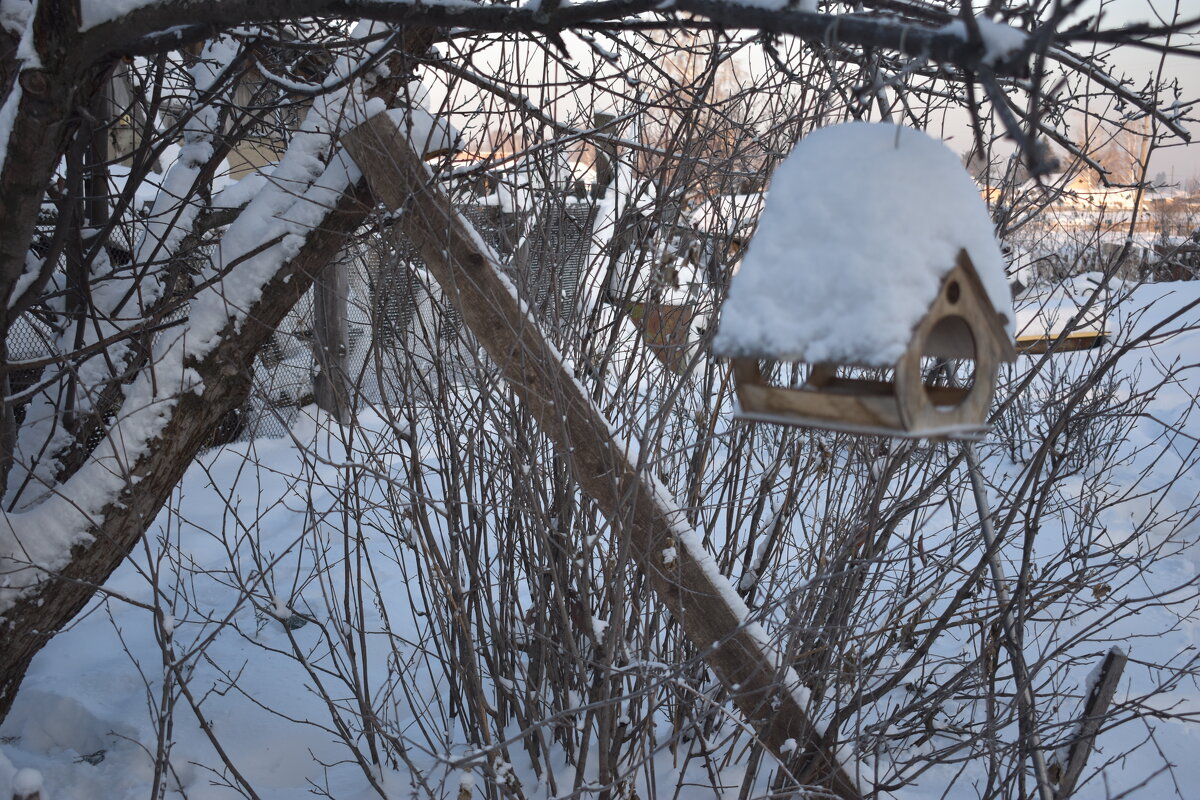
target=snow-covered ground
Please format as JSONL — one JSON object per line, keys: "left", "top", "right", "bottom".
{"left": 1, "top": 276, "right": 1199, "bottom": 799}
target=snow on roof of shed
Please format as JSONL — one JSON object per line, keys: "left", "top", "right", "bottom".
{"left": 713, "top": 122, "right": 1013, "bottom": 368}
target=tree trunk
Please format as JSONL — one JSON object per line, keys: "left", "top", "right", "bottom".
{"left": 0, "top": 182, "right": 374, "bottom": 720}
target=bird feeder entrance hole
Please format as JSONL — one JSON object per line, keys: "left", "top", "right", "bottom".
{"left": 730, "top": 251, "right": 1015, "bottom": 440}
{"left": 918, "top": 314, "right": 977, "bottom": 408}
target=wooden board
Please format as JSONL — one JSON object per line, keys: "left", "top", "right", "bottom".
{"left": 734, "top": 359, "right": 983, "bottom": 439}
{"left": 1055, "top": 647, "right": 1127, "bottom": 798}
{"left": 1017, "top": 330, "right": 1110, "bottom": 355}
{"left": 737, "top": 375, "right": 906, "bottom": 431}
{"left": 734, "top": 408, "right": 989, "bottom": 440}
{"left": 344, "top": 112, "right": 863, "bottom": 799}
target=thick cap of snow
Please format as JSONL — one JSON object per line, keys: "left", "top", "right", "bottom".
{"left": 689, "top": 193, "right": 765, "bottom": 238}
{"left": 713, "top": 122, "right": 1013, "bottom": 367}
{"left": 386, "top": 107, "right": 462, "bottom": 158}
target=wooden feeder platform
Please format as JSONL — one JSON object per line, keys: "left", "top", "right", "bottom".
{"left": 732, "top": 361, "right": 992, "bottom": 440}
{"left": 729, "top": 251, "right": 1015, "bottom": 441}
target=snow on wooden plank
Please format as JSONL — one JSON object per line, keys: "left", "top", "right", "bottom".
{"left": 343, "top": 109, "right": 867, "bottom": 800}
{"left": 1055, "top": 647, "right": 1127, "bottom": 798}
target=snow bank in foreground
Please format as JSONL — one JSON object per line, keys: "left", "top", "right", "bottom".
{"left": 714, "top": 122, "right": 1012, "bottom": 367}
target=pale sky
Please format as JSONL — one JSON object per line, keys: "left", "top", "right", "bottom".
{"left": 424, "top": 1, "right": 1199, "bottom": 181}
{"left": 1079, "top": 0, "right": 1200, "bottom": 180}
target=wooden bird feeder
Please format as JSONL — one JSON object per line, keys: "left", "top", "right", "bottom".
{"left": 729, "top": 249, "right": 1016, "bottom": 439}
{"left": 712, "top": 122, "right": 1019, "bottom": 440}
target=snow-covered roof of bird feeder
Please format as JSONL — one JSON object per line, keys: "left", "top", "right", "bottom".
{"left": 713, "top": 122, "right": 1017, "bottom": 439}
{"left": 713, "top": 122, "right": 1014, "bottom": 367}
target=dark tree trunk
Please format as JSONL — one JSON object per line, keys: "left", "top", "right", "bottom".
{"left": 0, "top": 182, "right": 374, "bottom": 721}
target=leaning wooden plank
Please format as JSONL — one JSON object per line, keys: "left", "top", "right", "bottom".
{"left": 1055, "top": 647, "right": 1127, "bottom": 798}
{"left": 342, "top": 111, "right": 863, "bottom": 800}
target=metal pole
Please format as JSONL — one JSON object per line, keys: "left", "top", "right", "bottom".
{"left": 964, "top": 443, "right": 1055, "bottom": 800}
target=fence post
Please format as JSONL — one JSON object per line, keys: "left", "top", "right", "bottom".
{"left": 313, "top": 249, "right": 351, "bottom": 422}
